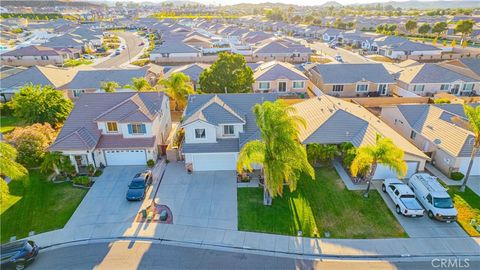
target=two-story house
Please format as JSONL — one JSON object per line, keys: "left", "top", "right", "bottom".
{"left": 180, "top": 93, "right": 277, "bottom": 171}
{"left": 252, "top": 61, "right": 309, "bottom": 95}
{"left": 381, "top": 104, "right": 480, "bottom": 177}
{"left": 49, "top": 92, "right": 172, "bottom": 172}
{"left": 306, "top": 63, "right": 396, "bottom": 97}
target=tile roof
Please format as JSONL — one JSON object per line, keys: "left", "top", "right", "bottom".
{"left": 182, "top": 138, "right": 239, "bottom": 153}
{"left": 61, "top": 68, "right": 149, "bottom": 89}
{"left": 254, "top": 39, "right": 312, "bottom": 54}
{"left": 254, "top": 61, "right": 308, "bottom": 81}
{"left": 397, "top": 63, "right": 479, "bottom": 84}
{"left": 0, "top": 65, "right": 77, "bottom": 89}
{"left": 151, "top": 40, "right": 199, "bottom": 54}
{"left": 1, "top": 45, "right": 61, "bottom": 56}
{"left": 96, "top": 135, "right": 156, "bottom": 149}
{"left": 165, "top": 63, "right": 210, "bottom": 82}
{"left": 182, "top": 95, "right": 246, "bottom": 126}
{"left": 311, "top": 63, "right": 395, "bottom": 84}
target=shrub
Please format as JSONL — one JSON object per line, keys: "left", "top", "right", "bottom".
{"left": 451, "top": 172, "right": 465, "bottom": 181}
{"left": 0, "top": 101, "right": 14, "bottom": 116}
{"left": 434, "top": 98, "right": 451, "bottom": 104}
{"left": 94, "top": 169, "right": 103, "bottom": 177}
{"left": 131, "top": 59, "right": 150, "bottom": 66}
{"left": 147, "top": 159, "right": 155, "bottom": 168}
{"left": 73, "top": 176, "right": 91, "bottom": 186}
{"left": 87, "top": 164, "right": 95, "bottom": 176}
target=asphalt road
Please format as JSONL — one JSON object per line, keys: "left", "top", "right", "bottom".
{"left": 94, "top": 31, "right": 145, "bottom": 68}
{"left": 30, "top": 241, "right": 480, "bottom": 270}
{"left": 309, "top": 41, "right": 370, "bottom": 63}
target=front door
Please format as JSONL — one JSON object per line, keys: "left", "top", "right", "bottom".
{"left": 451, "top": 84, "right": 460, "bottom": 95}
{"left": 278, "top": 81, "right": 287, "bottom": 93}
{"left": 74, "top": 155, "right": 88, "bottom": 167}
{"left": 378, "top": 84, "right": 387, "bottom": 95}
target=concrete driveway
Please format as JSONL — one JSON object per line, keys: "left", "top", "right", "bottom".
{"left": 65, "top": 166, "right": 151, "bottom": 229}
{"left": 156, "top": 162, "right": 237, "bottom": 230}
{"left": 373, "top": 182, "right": 468, "bottom": 238}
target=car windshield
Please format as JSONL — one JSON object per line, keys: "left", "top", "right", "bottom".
{"left": 433, "top": 197, "right": 453, "bottom": 209}
{"left": 129, "top": 180, "right": 145, "bottom": 189}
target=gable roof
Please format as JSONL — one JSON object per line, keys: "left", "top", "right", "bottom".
{"left": 151, "top": 40, "right": 199, "bottom": 54}
{"left": 311, "top": 63, "right": 395, "bottom": 84}
{"left": 254, "top": 39, "right": 312, "bottom": 54}
{"left": 293, "top": 95, "right": 428, "bottom": 159}
{"left": 254, "top": 61, "right": 308, "bottom": 81}
{"left": 1, "top": 45, "right": 62, "bottom": 56}
{"left": 397, "top": 63, "right": 479, "bottom": 84}
{"left": 0, "top": 65, "right": 77, "bottom": 89}
{"left": 61, "top": 68, "right": 149, "bottom": 89}
{"left": 165, "top": 63, "right": 210, "bottom": 82}
{"left": 50, "top": 92, "right": 165, "bottom": 151}
{"left": 182, "top": 95, "right": 246, "bottom": 126}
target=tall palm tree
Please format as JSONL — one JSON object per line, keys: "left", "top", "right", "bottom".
{"left": 237, "top": 100, "right": 314, "bottom": 205}
{"left": 101, "top": 81, "right": 120, "bottom": 93}
{"left": 0, "top": 142, "right": 27, "bottom": 180}
{"left": 350, "top": 135, "right": 407, "bottom": 197}
{"left": 126, "top": 77, "right": 153, "bottom": 92}
{"left": 157, "top": 73, "right": 194, "bottom": 111}
{"left": 460, "top": 104, "right": 480, "bottom": 192}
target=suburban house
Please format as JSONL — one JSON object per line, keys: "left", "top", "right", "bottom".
{"left": 49, "top": 92, "right": 172, "bottom": 172}
{"left": 163, "top": 63, "right": 210, "bottom": 91}
{"left": 396, "top": 63, "right": 479, "bottom": 96}
{"left": 252, "top": 61, "right": 309, "bottom": 95}
{"left": 42, "top": 33, "right": 88, "bottom": 51}
{"left": 371, "top": 36, "right": 442, "bottom": 59}
{"left": 0, "top": 65, "right": 76, "bottom": 101}
{"left": 180, "top": 93, "right": 278, "bottom": 171}
{"left": 381, "top": 104, "right": 480, "bottom": 177}
{"left": 321, "top": 28, "right": 343, "bottom": 43}
{"left": 306, "top": 63, "right": 395, "bottom": 97}
{"left": 440, "top": 58, "right": 480, "bottom": 80}
{"left": 293, "top": 95, "right": 430, "bottom": 179}
{"left": 252, "top": 39, "right": 312, "bottom": 63}
{"left": 0, "top": 45, "right": 80, "bottom": 66}
{"left": 149, "top": 40, "right": 201, "bottom": 63}
{"left": 60, "top": 66, "right": 161, "bottom": 99}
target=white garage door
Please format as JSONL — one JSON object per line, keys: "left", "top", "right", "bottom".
{"left": 192, "top": 153, "right": 237, "bottom": 171}
{"left": 373, "top": 161, "right": 419, "bottom": 180}
{"left": 459, "top": 157, "right": 480, "bottom": 176}
{"left": 104, "top": 149, "right": 147, "bottom": 166}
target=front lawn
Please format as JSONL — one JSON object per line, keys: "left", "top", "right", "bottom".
{"left": 238, "top": 166, "right": 406, "bottom": 239}
{"left": 0, "top": 115, "right": 24, "bottom": 134}
{"left": 1, "top": 171, "right": 88, "bottom": 242}
{"left": 448, "top": 186, "right": 480, "bottom": 236}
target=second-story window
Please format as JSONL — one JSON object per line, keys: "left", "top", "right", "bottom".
{"left": 128, "top": 123, "right": 146, "bottom": 135}
{"left": 195, "top": 128, "right": 206, "bottom": 139}
{"left": 106, "top": 122, "right": 118, "bottom": 133}
{"left": 223, "top": 125, "right": 234, "bottom": 136}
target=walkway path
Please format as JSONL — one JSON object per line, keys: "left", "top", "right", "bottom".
{"left": 332, "top": 160, "right": 367, "bottom": 191}
{"left": 426, "top": 163, "right": 480, "bottom": 196}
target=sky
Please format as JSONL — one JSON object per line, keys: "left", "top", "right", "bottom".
{"left": 104, "top": 0, "right": 443, "bottom": 6}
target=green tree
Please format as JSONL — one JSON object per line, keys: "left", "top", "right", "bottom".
{"left": 455, "top": 19, "right": 475, "bottom": 41}
{"left": 405, "top": 20, "right": 417, "bottom": 33}
{"left": 0, "top": 142, "right": 28, "bottom": 203}
{"left": 236, "top": 100, "right": 314, "bottom": 205}
{"left": 460, "top": 105, "right": 480, "bottom": 192}
{"left": 12, "top": 84, "right": 73, "bottom": 125}
{"left": 158, "top": 73, "right": 194, "bottom": 111}
{"left": 431, "top": 22, "right": 447, "bottom": 37}
{"left": 199, "top": 52, "right": 254, "bottom": 93}
{"left": 350, "top": 135, "right": 407, "bottom": 197}
{"left": 126, "top": 77, "right": 153, "bottom": 92}
{"left": 40, "top": 151, "right": 71, "bottom": 176}
{"left": 418, "top": 23, "right": 431, "bottom": 35}
{"left": 101, "top": 81, "right": 120, "bottom": 93}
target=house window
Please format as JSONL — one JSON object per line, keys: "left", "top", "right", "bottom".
{"left": 73, "top": 89, "right": 85, "bottom": 97}
{"left": 195, "top": 128, "right": 206, "bottom": 139}
{"left": 292, "top": 81, "right": 305, "bottom": 89}
{"left": 41, "top": 55, "right": 49, "bottom": 60}
{"left": 410, "top": 130, "right": 417, "bottom": 139}
{"left": 223, "top": 125, "right": 234, "bottom": 136}
{"left": 463, "top": 83, "right": 474, "bottom": 91}
{"left": 106, "top": 122, "right": 118, "bottom": 133}
{"left": 413, "top": 85, "right": 425, "bottom": 92}
{"left": 440, "top": 84, "right": 450, "bottom": 91}
{"left": 332, "top": 85, "right": 344, "bottom": 92}
{"left": 356, "top": 83, "right": 369, "bottom": 92}
{"left": 378, "top": 84, "right": 387, "bottom": 95}
{"left": 278, "top": 81, "right": 287, "bottom": 92}
{"left": 128, "top": 123, "right": 146, "bottom": 134}
{"left": 258, "top": 82, "right": 270, "bottom": 90}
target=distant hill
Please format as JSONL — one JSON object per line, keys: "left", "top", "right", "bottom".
{"left": 351, "top": 1, "right": 480, "bottom": 10}
{"left": 2, "top": 0, "right": 100, "bottom": 8}
{"left": 319, "top": 1, "right": 343, "bottom": 8}
{"left": 158, "top": 1, "right": 205, "bottom": 7}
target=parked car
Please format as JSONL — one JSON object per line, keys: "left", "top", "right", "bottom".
{"left": 121, "top": 45, "right": 126, "bottom": 50}
{"left": 82, "top": 54, "right": 96, "bottom": 59}
{"left": 126, "top": 170, "right": 153, "bottom": 201}
{"left": 329, "top": 43, "right": 336, "bottom": 49}
{"left": 382, "top": 178, "right": 424, "bottom": 217}
{"left": 408, "top": 173, "right": 457, "bottom": 222}
{"left": 114, "top": 49, "right": 121, "bottom": 55}
{"left": 335, "top": 54, "right": 343, "bottom": 62}
{"left": 1, "top": 240, "right": 39, "bottom": 270}
{"left": 139, "top": 42, "right": 144, "bottom": 46}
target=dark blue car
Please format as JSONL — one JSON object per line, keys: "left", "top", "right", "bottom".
{"left": 126, "top": 170, "right": 152, "bottom": 201}
{"left": 1, "top": 240, "right": 39, "bottom": 270}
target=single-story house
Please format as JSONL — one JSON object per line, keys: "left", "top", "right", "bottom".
{"left": 49, "top": 92, "right": 172, "bottom": 172}
{"left": 0, "top": 45, "right": 80, "bottom": 67}
{"left": 252, "top": 39, "right": 312, "bottom": 63}
{"left": 252, "top": 61, "right": 309, "bottom": 95}
{"left": 381, "top": 104, "right": 480, "bottom": 177}
{"left": 149, "top": 40, "right": 201, "bottom": 63}
{"left": 163, "top": 63, "right": 210, "bottom": 91}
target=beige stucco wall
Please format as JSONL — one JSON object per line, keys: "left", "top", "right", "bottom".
{"left": 252, "top": 78, "right": 308, "bottom": 94}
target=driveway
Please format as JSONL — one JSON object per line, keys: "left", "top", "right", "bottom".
{"left": 65, "top": 166, "right": 153, "bottom": 229}
{"left": 156, "top": 162, "right": 238, "bottom": 230}
{"left": 373, "top": 182, "right": 468, "bottom": 238}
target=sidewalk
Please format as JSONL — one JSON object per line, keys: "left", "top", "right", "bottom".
{"left": 426, "top": 163, "right": 480, "bottom": 196}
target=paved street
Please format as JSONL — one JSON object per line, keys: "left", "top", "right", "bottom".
{"left": 308, "top": 41, "right": 371, "bottom": 63}
{"left": 156, "top": 162, "right": 238, "bottom": 230}
{"left": 94, "top": 31, "right": 146, "bottom": 68}
{"left": 31, "top": 241, "right": 480, "bottom": 270}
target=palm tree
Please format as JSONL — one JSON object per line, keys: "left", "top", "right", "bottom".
{"left": 126, "top": 77, "right": 153, "bottom": 92}
{"left": 157, "top": 73, "right": 194, "bottom": 111}
{"left": 237, "top": 100, "right": 315, "bottom": 205}
{"left": 40, "top": 151, "right": 67, "bottom": 175}
{"left": 350, "top": 135, "right": 407, "bottom": 198}
{"left": 460, "top": 104, "right": 480, "bottom": 192}
{"left": 101, "top": 81, "right": 120, "bottom": 93}
{"left": 0, "top": 141, "right": 27, "bottom": 182}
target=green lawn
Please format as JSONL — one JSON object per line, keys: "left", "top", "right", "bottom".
{"left": 0, "top": 115, "right": 24, "bottom": 134}
{"left": 1, "top": 171, "right": 88, "bottom": 243}
{"left": 447, "top": 186, "right": 480, "bottom": 237}
{"left": 238, "top": 166, "right": 406, "bottom": 239}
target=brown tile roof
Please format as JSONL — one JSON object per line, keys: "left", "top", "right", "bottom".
{"left": 96, "top": 135, "right": 156, "bottom": 149}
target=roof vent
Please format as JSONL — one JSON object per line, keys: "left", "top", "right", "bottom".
{"left": 427, "top": 125, "right": 433, "bottom": 130}
{"left": 434, "top": 138, "right": 441, "bottom": 145}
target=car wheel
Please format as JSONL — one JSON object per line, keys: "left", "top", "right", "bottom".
{"left": 396, "top": 205, "right": 401, "bottom": 214}
{"left": 428, "top": 210, "right": 434, "bottom": 219}
{"left": 16, "top": 263, "right": 25, "bottom": 270}
{"left": 381, "top": 184, "right": 386, "bottom": 192}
